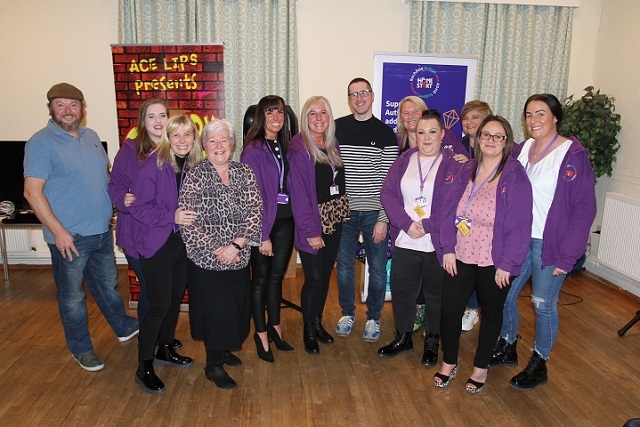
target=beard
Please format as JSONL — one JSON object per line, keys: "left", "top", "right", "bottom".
{"left": 50, "top": 107, "right": 84, "bottom": 133}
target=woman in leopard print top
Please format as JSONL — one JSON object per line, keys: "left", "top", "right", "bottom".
{"left": 180, "top": 118, "right": 262, "bottom": 389}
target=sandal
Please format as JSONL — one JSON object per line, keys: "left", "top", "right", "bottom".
{"left": 465, "top": 377, "right": 485, "bottom": 394}
{"left": 466, "top": 367, "right": 488, "bottom": 394}
{"left": 433, "top": 363, "right": 459, "bottom": 388}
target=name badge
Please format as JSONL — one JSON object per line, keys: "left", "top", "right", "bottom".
{"left": 330, "top": 185, "right": 340, "bottom": 196}
{"left": 277, "top": 192, "right": 290, "bottom": 205}
{"left": 455, "top": 216, "right": 472, "bottom": 236}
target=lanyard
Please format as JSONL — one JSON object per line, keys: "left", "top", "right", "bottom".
{"left": 267, "top": 139, "right": 285, "bottom": 192}
{"left": 462, "top": 162, "right": 500, "bottom": 215}
{"left": 417, "top": 153, "right": 441, "bottom": 196}
{"left": 525, "top": 133, "right": 559, "bottom": 173}
{"left": 329, "top": 162, "right": 338, "bottom": 186}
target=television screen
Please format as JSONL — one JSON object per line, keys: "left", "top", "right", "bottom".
{"left": 0, "top": 141, "right": 108, "bottom": 213}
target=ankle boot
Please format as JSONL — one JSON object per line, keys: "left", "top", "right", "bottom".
{"left": 135, "top": 359, "right": 166, "bottom": 394}
{"left": 155, "top": 343, "right": 194, "bottom": 368}
{"left": 490, "top": 336, "right": 519, "bottom": 366}
{"left": 304, "top": 322, "right": 320, "bottom": 354}
{"left": 313, "top": 315, "right": 335, "bottom": 344}
{"left": 421, "top": 332, "right": 440, "bottom": 366}
{"left": 205, "top": 366, "right": 237, "bottom": 389}
{"left": 509, "top": 351, "right": 548, "bottom": 390}
{"left": 377, "top": 330, "right": 414, "bottom": 358}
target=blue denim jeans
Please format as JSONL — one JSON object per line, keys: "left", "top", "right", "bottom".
{"left": 336, "top": 211, "right": 388, "bottom": 320}
{"left": 49, "top": 230, "right": 137, "bottom": 356}
{"left": 500, "top": 238, "right": 567, "bottom": 359}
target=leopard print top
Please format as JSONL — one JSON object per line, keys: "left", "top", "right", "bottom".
{"left": 179, "top": 161, "right": 263, "bottom": 271}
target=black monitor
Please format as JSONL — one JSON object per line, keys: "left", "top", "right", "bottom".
{"left": 0, "top": 141, "right": 108, "bottom": 214}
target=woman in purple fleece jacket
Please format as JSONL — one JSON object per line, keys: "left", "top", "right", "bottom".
{"left": 287, "top": 96, "right": 349, "bottom": 355}
{"left": 240, "top": 95, "right": 295, "bottom": 362}
{"left": 493, "top": 94, "right": 596, "bottom": 391}
{"left": 128, "top": 114, "right": 202, "bottom": 395}
{"left": 377, "top": 112, "right": 463, "bottom": 366}
{"left": 434, "top": 116, "right": 533, "bottom": 394}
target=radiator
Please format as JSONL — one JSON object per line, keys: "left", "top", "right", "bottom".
{"left": 3, "top": 229, "right": 31, "bottom": 252}
{"left": 597, "top": 192, "right": 640, "bottom": 282}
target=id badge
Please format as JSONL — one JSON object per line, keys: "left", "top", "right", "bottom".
{"left": 277, "top": 192, "right": 290, "bottom": 205}
{"left": 454, "top": 216, "right": 472, "bottom": 236}
{"left": 413, "top": 204, "right": 426, "bottom": 218}
{"left": 330, "top": 185, "right": 339, "bottom": 196}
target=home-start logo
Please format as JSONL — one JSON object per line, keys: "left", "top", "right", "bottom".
{"left": 409, "top": 66, "right": 440, "bottom": 100}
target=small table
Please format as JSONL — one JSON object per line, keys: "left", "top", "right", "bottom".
{"left": 1, "top": 215, "right": 42, "bottom": 282}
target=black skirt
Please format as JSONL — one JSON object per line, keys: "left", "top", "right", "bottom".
{"left": 187, "top": 260, "right": 251, "bottom": 351}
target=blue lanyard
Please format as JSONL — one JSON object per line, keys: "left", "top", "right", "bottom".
{"left": 525, "top": 133, "right": 559, "bottom": 173}
{"left": 267, "top": 139, "right": 285, "bottom": 192}
{"left": 417, "top": 153, "right": 441, "bottom": 196}
{"left": 462, "top": 162, "right": 500, "bottom": 215}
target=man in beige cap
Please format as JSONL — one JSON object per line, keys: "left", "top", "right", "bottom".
{"left": 23, "top": 83, "right": 139, "bottom": 371}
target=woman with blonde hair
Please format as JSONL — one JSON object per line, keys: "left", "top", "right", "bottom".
{"left": 288, "top": 96, "right": 349, "bottom": 354}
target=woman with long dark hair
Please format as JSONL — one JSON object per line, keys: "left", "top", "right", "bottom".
{"left": 240, "top": 95, "right": 295, "bottom": 362}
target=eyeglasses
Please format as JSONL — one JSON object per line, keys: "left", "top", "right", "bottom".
{"left": 348, "top": 89, "right": 372, "bottom": 100}
{"left": 479, "top": 131, "right": 507, "bottom": 143}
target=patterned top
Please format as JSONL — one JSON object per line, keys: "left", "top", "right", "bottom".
{"left": 454, "top": 179, "right": 497, "bottom": 267}
{"left": 179, "top": 160, "right": 263, "bottom": 271}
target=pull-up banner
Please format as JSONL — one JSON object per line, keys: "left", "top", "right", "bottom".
{"left": 111, "top": 44, "right": 224, "bottom": 144}
{"left": 373, "top": 52, "right": 477, "bottom": 137}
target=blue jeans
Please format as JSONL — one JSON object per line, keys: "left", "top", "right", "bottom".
{"left": 49, "top": 231, "right": 137, "bottom": 356}
{"left": 500, "top": 238, "right": 567, "bottom": 359}
{"left": 336, "top": 211, "right": 388, "bottom": 320}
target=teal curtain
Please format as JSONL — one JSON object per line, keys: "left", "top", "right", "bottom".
{"left": 118, "top": 0, "right": 299, "bottom": 140}
{"left": 409, "top": 2, "right": 574, "bottom": 140}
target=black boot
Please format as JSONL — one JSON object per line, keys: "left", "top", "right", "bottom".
{"left": 509, "top": 351, "right": 548, "bottom": 390}
{"left": 205, "top": 366, "right": 237, "bottom": 389}
{"left": 304, "top": 322, "right": 320, "bottom": 354}
{"left": 421, "top": 332, "right": 440, "bottom": 366}
{"left": 135, "top": 359, "right": 166, "bottom": 394}
{"left": 377, "top": 330, "right": 414, "bottom": 358}
{"left": 155, "top": 343, "right": 194, "bottom": 368}
{"left": 490, "top": 336, "right": 519, "bottom": 366}
{"left": 313, "top": 315, "right": 335, "bottom": 344}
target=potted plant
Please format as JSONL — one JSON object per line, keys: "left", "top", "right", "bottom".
{"left": 559, "top": 86, "right": 622, "bottom": 179}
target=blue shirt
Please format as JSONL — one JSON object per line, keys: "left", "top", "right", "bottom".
{"left": 24, "top": 120, "right": 113, "bottom": 243}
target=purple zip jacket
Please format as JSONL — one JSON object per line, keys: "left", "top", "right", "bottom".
{"left": 128, "top": 150, "right": 180, "bottom": 259}
{"left": 513, "top": 136, "right": 596, "bottom": 271}
{"left": 287, "top": 133, "right": 336, "bottom": 255}
{"left": 108, "top": 138, "right": 142, "bottom": 257}
{"left": 240, "top": 139, "right": 287, "bottom": 242}
{"left": 440, "top": 155, "right": 533, "bottom": 276}
{"left": 381, "top": 147, "right": 463, "bottom": 263}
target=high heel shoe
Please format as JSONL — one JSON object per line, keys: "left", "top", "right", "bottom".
{"left": 433, "top": 362, "right": 459, "bottom": 388}
{"left": 267, "top": 324, "right": 294, "bottom": 351}
{"left": 254, "top": 332, "right": 274, "bottom": 363}
{"left": 466, "top": 366, "right": 488, "bottom": 394}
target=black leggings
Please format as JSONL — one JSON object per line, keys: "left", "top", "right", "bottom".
{"left": 138, "top": 233, "right": 187, "bottom": 360}
{"left": 250, "top": 216, "right": 294, "bottom": 332}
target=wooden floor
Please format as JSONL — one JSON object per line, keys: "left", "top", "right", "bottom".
{"left": 1, "top": 265, "right": 639, "bottom": 427}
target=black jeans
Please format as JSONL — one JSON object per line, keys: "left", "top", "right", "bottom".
{"left": 440, "top": 260, "right": 510, "bottom": 368}
{"left": 389, "top": 248, "right": 443, "bottom": 334}
{"left": 138, "top": 232, "right": 187, "bottom": 360}
{"left": 250, "top": 216, "right": 294, "bottom": 332}
{"left": 298, "top": 223, "right": 342, "bottom": 323}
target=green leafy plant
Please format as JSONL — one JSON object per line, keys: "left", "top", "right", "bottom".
{"left": 560, "top": 86, "right": 621, "bottom": 179}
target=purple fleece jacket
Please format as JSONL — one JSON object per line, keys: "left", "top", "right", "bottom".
{"left": 512, "top": 136, "right": 596, "bottom": 271}
{"left": 287, "top": 133, "right": 335, "bottom": 255}
{"left": 381, "top": 147, "right": 463, "bottom": 263}
{"left": 128, "top": 150, "right": 180, "bottom": 259}
{"left": 240, "top": 139, "right": 286, "bottom": 242}
{"left": 440, "top": 156, "right": 533, "bottom": 276}
{"left": 108, "top": 139, "right": 142, "bottom": 257}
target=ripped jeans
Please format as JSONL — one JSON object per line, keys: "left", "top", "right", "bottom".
{"left": 500, "top": 238, "right": 567, "bottom": 359}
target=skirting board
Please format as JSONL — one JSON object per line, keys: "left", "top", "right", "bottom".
{"left": 585, "top": 255, "right": 640, "bottom": 298}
